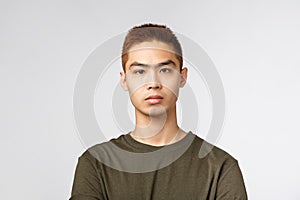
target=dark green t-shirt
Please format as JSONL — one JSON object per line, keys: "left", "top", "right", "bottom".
{"left": 70, "top": 131, "right": 247, "bottom": 200}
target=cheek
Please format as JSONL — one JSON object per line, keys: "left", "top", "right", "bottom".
{"left": 128, "top": 87, "right": 144, "bottom": 105}
{"left": 161, "top": 78, "right": 180, "bottom": 96}
{"left": 126, "top": 78, "right": 146, "bottom": 95}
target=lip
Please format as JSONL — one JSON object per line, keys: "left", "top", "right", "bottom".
{"left": 145, "top": 95, "right": 163, "bottom": 104}
{"left": 146, "top": 98, "right": 162, "bottom": 104}
{"left": 145, "top": 95, "right": 163, "bottom": 100}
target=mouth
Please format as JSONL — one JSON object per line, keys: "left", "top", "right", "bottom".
{"left": 145, "top": 95, "right": 163, "bottom": 104}
{"left": 145, "top": 95, "right": 163, "bottom": 100}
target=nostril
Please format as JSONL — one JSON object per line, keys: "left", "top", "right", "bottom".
{"left": 147, "top": 82, "right": 162, "bottom": 90}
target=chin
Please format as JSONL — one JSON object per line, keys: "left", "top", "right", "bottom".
{"left": 138, "top": 106, "right": 167, "bottom": 117}
{"left": 150, "top": 105, "right": 175, "bottom": 117}
{"left": 148, "top": 110, "right": 167, "bottom": 117}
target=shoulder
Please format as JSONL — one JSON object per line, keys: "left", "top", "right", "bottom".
{"left": 191, "top": 134, "right": 238, "bottom": 168}
{"left": 192, "top": 134, "right": 247, "bottom": 195}
{"left": 78, "top": 134, "right": 127, "bottom": 162}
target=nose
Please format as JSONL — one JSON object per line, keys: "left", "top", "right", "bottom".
{"left": 146, "top": 71, "right": 162, "bottom": 90}
{"left": 147, "top": 81, "right": 162, "bottom": 90}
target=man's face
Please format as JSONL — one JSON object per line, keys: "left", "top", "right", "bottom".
{"left": 120, "top": 40, "right": 188, "bottom": 117}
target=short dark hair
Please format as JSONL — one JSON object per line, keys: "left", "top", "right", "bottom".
{"left": 121, "top": 23, "right": 183, "bottom": 72}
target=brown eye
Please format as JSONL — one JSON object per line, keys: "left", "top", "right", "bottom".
{"left": 160, "top": 68, "right": 172, "bottom": 73}
{"left": 134, "top": 69, "right": 145, "bottom": 74}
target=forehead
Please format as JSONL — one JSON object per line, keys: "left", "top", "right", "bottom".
{"left": 125, "top": 41, "right": 179, "bottom": 68}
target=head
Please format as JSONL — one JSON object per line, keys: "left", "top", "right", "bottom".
{"left": 120, "top": 23, "right": 188, "bottom": 117}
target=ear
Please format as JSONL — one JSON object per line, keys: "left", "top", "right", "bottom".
{"left": 120, "top": 71, "right": 128, "bottom": 91}
{"left": 179, "top": 67, "right": 188, "bottom": 88}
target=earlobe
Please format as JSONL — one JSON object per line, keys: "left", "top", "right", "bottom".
{"left": 120, "top": 71, "right": 128, "bottom": 91}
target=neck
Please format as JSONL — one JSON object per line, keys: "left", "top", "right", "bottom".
{"left": 130, "top": 105, "right": 187, "bottom": 146}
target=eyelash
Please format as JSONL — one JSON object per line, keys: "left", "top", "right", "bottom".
{"left": 134, "top": 69, "right": 145, "bottom": 74}
{"left": 160, "top": 68, "right": 172, "bottom": 73}
{"left": 133, "top": 68, "right": 172, "bottom": 75}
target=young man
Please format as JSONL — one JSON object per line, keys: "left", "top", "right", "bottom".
{"left": 70, "top": 23, "right": 248, "bottom": 200}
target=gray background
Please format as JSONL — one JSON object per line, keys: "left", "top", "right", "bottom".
{"left": 1, "top": 0, "right": 300, "bottom": 199}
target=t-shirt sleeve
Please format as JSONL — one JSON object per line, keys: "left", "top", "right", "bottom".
{"left": 69, "top": 151, "right": 105, "bottom": 200}
{"left": 216, "top": 158, "right": 248, "bottom": 200}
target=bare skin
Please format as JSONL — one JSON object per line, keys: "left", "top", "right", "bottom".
{"left": 120, "top": 40, "right": 188, "bottom": 146}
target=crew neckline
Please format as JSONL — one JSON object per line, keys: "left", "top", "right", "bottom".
{"left": 124, "top": 131, "right": 194, "bottom": 151}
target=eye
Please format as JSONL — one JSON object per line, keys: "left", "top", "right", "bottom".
{"left": 134, "top": 69, "right": 145, "bottom": 75}
{"left": 160, "top": 68, "right": 172, "bottom": 73}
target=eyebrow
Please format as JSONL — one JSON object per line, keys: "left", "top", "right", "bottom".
{"left": 129, "top": 59, "right": 177, "bottom": 69}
